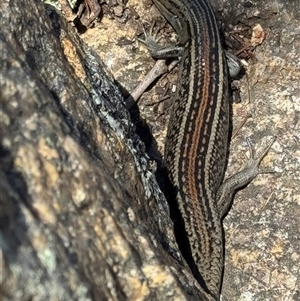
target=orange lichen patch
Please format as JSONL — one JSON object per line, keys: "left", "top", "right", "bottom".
{"left": 230, "top": 249, "right": 260, "bottom": 267}
{"left": 15, "top": 143, "right": 58, "bottom": 224}
{"left": 142, "top": 265, "right": 174, "bottom": 289}
{"left": 270, "top": 239, "right": 285, "bottom": 257}
{"left": 123, "top": 276, "right": 150, "bottom": 300}
{"left": 38, "top": 138, "right": 60, "bottom": 187}
{"left": 38, "top": 138, "right": 59, "bottom": 160}
{"left": 60, "top": 37, "right": 86, "bottom": 80}
{"left": 33, "top": 201, "right": 57, "bottom": 224}
{"left": 43, "top": 160, "right": 59, "bottom": 187}
{"left": 15, "top": 145, "right": 43, "bottom": 191}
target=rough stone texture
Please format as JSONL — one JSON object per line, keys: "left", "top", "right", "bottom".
{"left": 219, "top": 2, "right": 300, "bottom": 300}
{"left": 1, "top": 0, "right": 299, "bottom": 301}
{"left": 0, "top": 0, "right": 214, "bottom": 300}
{"left": 76, "top": 0, "right": 300, "bottom": 300}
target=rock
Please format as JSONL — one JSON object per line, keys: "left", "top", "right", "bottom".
{"left": 0, "top": 0, "right": 212, "bottom": 300}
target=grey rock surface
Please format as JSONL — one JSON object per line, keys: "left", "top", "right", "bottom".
{"left": 0, "top": 0, "right": 213, "bottom": 300}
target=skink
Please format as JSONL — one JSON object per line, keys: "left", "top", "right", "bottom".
{"left": 143, "top": 0, "right": 274, "bottom": 299}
